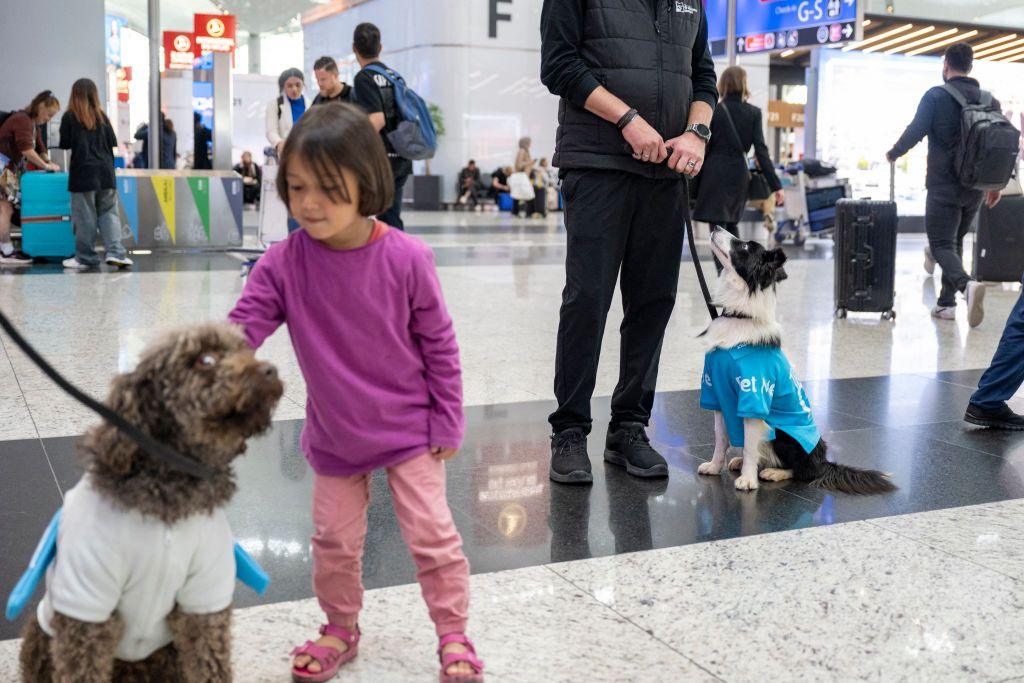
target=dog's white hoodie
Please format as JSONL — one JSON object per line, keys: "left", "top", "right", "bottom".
{"left": 37, "top": 476, "right": 235, "bottom": 661}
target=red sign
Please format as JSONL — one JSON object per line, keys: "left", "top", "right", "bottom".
{"left": 115, "top": 66, "right": 132, "bottom": 103}
{"left": 163, "top": 31, "right": 197, "bottom": 70}
{"left": 194, "top": 13, "right": 236, "bottom": 54}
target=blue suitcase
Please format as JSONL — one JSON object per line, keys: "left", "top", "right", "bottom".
{"left": 20, "top": 172, "right": 75, "bottom": 259}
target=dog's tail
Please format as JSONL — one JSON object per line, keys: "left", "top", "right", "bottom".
{"left": 811, "top": 461, "right": 897, "bottom": 495}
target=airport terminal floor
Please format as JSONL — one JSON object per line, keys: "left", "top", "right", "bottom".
{"left": 2, "top": 211, "right": 1024, "bottom": 681}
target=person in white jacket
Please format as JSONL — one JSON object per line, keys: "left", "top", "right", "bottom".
{"left": 265, "top": 68, "right": 311, "bottom": 158}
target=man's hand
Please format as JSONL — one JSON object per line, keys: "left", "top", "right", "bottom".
{"left": 431, "top": 446, "right": 458, "bottom": 461}
{"left": 885, "top": 151, "right": 897, "bottom": 164}
{"left": 775, "top": 190, "right": 785, "bottom": 207}
{"left": 665, "top": 132, "right": 706, "bottom": 176}
{"left": 986, "top": 190, "right": 1002, "bottom": 209}
{"left": 622, "top": 116, "right": 667, "bottom": 164}
{"left": 275, "top": 140, "right": 285, "bottom": 157}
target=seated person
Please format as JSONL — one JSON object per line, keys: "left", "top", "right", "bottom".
{"left": 490, "top": 165, "right": 512, "bottom": 202}
{"left": 457, "top": 159, "right": 482, "bottom": 208}
{"left": 233, "top": 151, "right": 262, "bottom": 205}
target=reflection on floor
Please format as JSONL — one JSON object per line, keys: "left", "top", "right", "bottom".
{"left": 1, "top": 211, "right": 1023, "bottom": 680}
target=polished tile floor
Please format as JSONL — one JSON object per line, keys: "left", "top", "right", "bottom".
{"left": 1, "top": 210, "right": 1023, "bottom": 681}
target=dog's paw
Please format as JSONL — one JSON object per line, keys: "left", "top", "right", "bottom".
{"left": 698, "top": 461, "right": 724, "bottom": 476}
{"left": 759, "top": 468, "right": 793, "bottom": 482}
{"left": 728, "top": 456, "right": 744, "bottom": 471}
{"left": 734, "top": 474, "right": 759, "bottom": 491}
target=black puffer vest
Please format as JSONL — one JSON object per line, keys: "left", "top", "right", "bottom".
{"left": 553, "top": 0, "right": 703, "bottom": 178}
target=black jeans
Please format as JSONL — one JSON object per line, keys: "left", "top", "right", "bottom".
{"left": 549, "top": 169, "right": 686, "bottom": 435}
{"left": 379, "top": 173, "right": 409, "bottom": 231}
{"left": 925, "top": 187, "right": 983, "bottom": 307}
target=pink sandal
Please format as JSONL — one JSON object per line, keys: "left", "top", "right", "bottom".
{"left": 290, "top": 624, "right": 360, "bottom": 683}
{"left": 438, "top": 633, "right": 485, "bottom": 682}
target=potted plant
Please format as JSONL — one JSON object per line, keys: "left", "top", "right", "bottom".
{"left": 412, "top": 103, "right": 446, "bottom": 210}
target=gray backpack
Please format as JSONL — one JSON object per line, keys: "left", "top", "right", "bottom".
{"left": 942, "top": 84, "right": 1021, "bottom": 191}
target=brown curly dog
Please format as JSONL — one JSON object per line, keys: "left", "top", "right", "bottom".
{"left": 19, "top": 322, "right": 283, "bottom": 683}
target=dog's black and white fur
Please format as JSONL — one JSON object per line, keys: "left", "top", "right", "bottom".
{"left": 698, "top": 228, "right": 896, "bottom": 495}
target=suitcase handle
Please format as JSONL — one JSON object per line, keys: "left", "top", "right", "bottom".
{"left": 889, "top": 161, "right": 896, "bottom": 203}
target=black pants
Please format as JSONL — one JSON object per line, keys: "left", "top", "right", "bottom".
{"left": 925, "top": 187, "right": 983, "bottom": 307}
{"left": 712, "top": 221, "right": 739, "bottom": 273}
{"left": 549, "top": 169, "right": 686, "bottom": 435}
{"left": 379, "top": 173, "right": 409, "bottom": 231}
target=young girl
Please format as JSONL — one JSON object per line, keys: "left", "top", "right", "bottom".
{"left": 60, "top": 78, "right": 133, "bottom": 270}
{"left": 229, "top": 104, "right": 483, "bottom": 683}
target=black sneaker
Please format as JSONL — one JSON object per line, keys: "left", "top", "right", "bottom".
{"left": 0, "top": 250, "right": 32, "bottom": 266}
{"left": 965, "top": 402, "right": 1024, "bottom": 431}
{"left": 604, "top": 422, "right": 669, "bottom": 478}
{"left": 549, "top": 428, "right": 593, "bottom": 484}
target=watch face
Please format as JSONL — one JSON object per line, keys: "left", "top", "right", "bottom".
{"left": 694, "top": 124, "right": 711, "bottom": 137}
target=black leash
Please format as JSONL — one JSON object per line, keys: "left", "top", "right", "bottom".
{"left": 682, "top": 177, "right": 719, "bottom": 320}
{"left": 0, "top": 309, "right": 214, "bottom": 479}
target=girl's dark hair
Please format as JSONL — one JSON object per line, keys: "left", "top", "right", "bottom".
{"left": 277, "top": 103, "right": 393, "bottom": 217}
{"left": 26, "top": 90, "right": 60, "bottom": 118}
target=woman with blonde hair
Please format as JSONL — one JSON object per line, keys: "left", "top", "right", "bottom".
{"left": 692, "top": 65, "right": 783, "bottom": 269}
{"left": 60, "top": 77, "right": 132, "bottom": 270}
{"left": 514, "top": 136, "right": 532, "bottom": 172}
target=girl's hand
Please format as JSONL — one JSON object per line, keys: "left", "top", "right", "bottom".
{"left": 430, "top": 446, "right": 457, "bottom": 461}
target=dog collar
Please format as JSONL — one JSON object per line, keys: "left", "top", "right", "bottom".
{"left": 720, "top": 310, "right": 753, "bottom": 320}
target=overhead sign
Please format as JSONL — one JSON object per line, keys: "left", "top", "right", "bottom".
{"left": 163, "top": 31, "right": 198, "bottom": 70}
{"left": 704, "top": 0, "right": 728, "bottom": 57}
{"left": 734, "top": 0, "right": 860, "bottom": 54}
{"left": 115, "top": 67, "right": 132, "bottom": 103}
{"left": 194, "top": 13, "right": 236, "bottom": 53}
{"left": 767, "top": 100, "right": 805, "bottom": 127}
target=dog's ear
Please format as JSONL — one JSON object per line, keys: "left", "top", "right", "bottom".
{"left": 768, "top": 247, "right": 787, "bottom": 266}
{"left": 80, "top": 363, "right": 166, "bottom": 476}
{"left": 774, "top": 266, "right": 788, "bottom": 283}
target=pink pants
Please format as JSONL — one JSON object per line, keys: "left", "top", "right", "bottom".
{"left": 311, "top": 452, "right": 470, "bottom": 637}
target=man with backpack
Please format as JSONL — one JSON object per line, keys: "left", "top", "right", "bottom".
{"left": 887, "top": 42, "right": 1019, "bottom": 327}
{"left": 352, "top": 22, "right": 414, "bottom": 230}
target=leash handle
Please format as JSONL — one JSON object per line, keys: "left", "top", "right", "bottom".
{"left": 682, "top": 177, "right": 719, "bottom": 320}
{"left": 0, "top": 309, "right": 214, "bottom": 479}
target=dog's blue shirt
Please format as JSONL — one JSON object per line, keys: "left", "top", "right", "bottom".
{"left": 700, "top": 345, "right": 820, "bottom": 453}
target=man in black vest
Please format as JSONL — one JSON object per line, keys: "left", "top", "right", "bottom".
{"left": 541, "top": 0, "right": 718, "bottom": 484}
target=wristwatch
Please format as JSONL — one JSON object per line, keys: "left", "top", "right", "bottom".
{"left": 684, "top": 123, "right": 712, "bottom": 143}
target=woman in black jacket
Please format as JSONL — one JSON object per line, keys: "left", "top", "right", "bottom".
{"left": 693, "top": 66, "right": 783, "bottom": 268}
{"left": 60, "top": 78, "right": 132, "bottom": 270}
{"left": 134, "top": 113, "right": 177, "bottom": 169}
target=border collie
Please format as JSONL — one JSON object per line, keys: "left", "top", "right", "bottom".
{"left": 697, "top": 227, "right": 895, "bottom": 495}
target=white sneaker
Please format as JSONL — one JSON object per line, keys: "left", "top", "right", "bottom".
{"left": 62, "top": 257, "right": 89, "bottom": 270}
{"left": 966, "top": 281, "right": 986, "bottom": 327}
{"left": 105, "top": 255, "right": 134, "bottom": 268}
{"left": 931, "top": 305, "right": 956, "bottom": 320}
{"left": 923, "top": 246, "right": 936, "bottom": 275}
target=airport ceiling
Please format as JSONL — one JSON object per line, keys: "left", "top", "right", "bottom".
{"left": 106, "top": 0, "right": 332, "bottom": 35}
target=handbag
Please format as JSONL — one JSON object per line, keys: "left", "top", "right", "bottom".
{"left": 720, "top": 103, "right": 771, "bottom": 200}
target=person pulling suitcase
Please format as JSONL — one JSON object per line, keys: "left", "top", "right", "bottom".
{"left": 886, "top": 42, "right": 1019, "bottom": 327}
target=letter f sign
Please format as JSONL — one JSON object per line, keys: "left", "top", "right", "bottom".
{"left": 489, "top": 0, "right": 512, "bottom": 38}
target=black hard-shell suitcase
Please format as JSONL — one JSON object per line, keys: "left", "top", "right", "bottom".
{"left": 833, "top": 163, "right": 897, "bottom": 320}
{"left": 973, "top": 194, "right": 1024, "bottom": 283}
